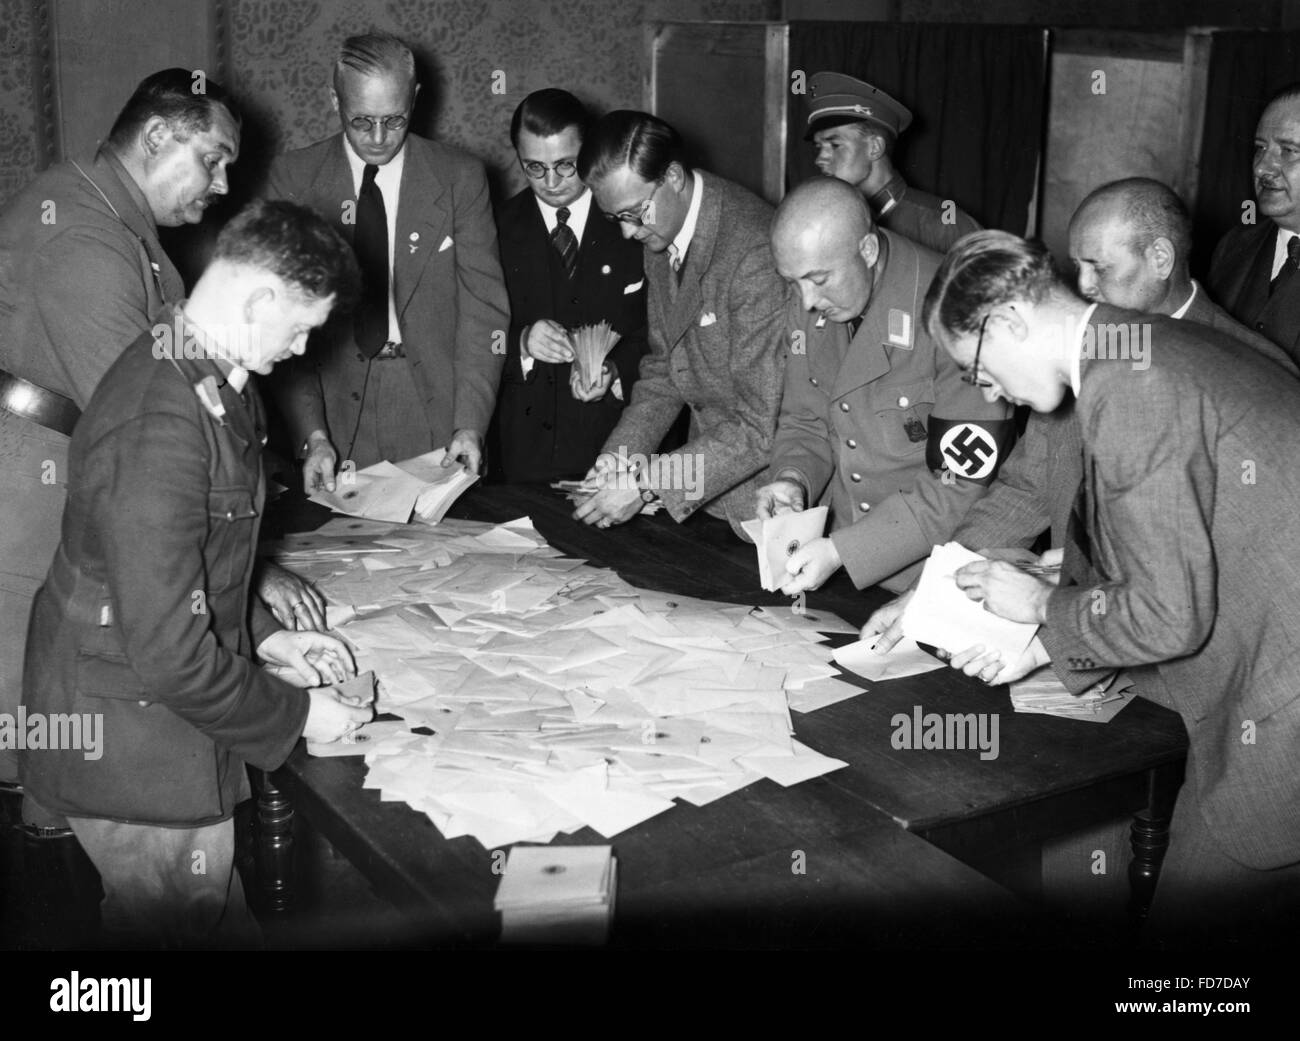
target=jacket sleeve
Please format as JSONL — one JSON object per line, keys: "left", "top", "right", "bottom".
{"left": 450, "top": 160, "right": 510, "bottom": 437}
{"left": 1041, "top": 373, "right": 1217, "bottom": 693}
{"left": 92, "top": 409, "right": 309, "bottom": 770}
{"left": 655, "top": 243, "right": 787, "bottom": 521}
{"left": 768, "top": 305, "right": 835, "bottom": 503}
{"left": 35, "top": 226, "right": 154, "bottom": 408}
{"left": 951, "top": 411, "right": 1051, "bottom": 552}
{"left": 832, "top": 348, "right": 1015, "bottom": 589}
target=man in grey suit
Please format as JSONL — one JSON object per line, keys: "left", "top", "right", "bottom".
{"left": 267, "top": 33, "right": 509, "bottom": 487}
{"left": 922, "top": 230, "right": 1300, "bottom": 945}
{"left": 1209, "top": 82, "right": 1300, "bottom": 367}
{"left": 571, "top": 111, "right": 786, "bottom": 533}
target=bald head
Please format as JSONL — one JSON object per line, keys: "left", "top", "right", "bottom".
{"left": 1067, "top": 177, "right": 1190, "bottom": 314}
{"left": 772, "top": 177, "right": 881, "bottom": 323}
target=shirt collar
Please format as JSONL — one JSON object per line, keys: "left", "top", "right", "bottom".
{"left": 534, "top": 186, "right": 592, "bottom": 241}
{"left": 173, "top": 302, "right": 246, "bottom": 389}
{"left": 1070, "top": 302, "right": 1100, "bottom": 396}
{"left": 671, "top": 170, "right": 704, "bottom": 263}
{"left": 342, "top": 135, "right": 406, "bottom": 196}
{"left": 1170, "top": 280, "right": 1198, "bottom": 320}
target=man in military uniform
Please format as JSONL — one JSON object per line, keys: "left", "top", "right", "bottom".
{"left": 757, "top": 177, "right": 1013, "bottom": 595}
{"left": 806, "top": 72, "right": 979, "bottom": 254}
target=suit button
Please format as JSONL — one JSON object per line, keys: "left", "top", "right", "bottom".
{"left": 859, "top": 502, "right": 871, "bottom": 512}
{"left": 542, "top": 422, "right": 553, "bottom": 431}
{"left": 810, "top": 377, "right": 819, "bottom": 387}
{"left": 846, "top": 438, "right": 857, "bottom": 449}
{"left": 571, "top": 298, "right": 579, "bottom": 305}
{"left": 850, "top": 473, "right": 862, "bottom": 483}
{"left": 356, "top": 352, "right": 366, "bottom": 362}
{"left": 839, "top": 402, "right": 850, "bottom": 412}
{"left": 137, "top": 700, "right": 148, "bottom": 707}
{"left": 1256, "top": 321, "right": 1266, "bottom": 330}
{"left": 351, "top": 392, "right": 361, "bottom": 401}
{"left": 898, "top": 396, "right": 909, "bottom": 407}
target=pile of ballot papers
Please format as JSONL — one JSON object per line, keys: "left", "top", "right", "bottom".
{"left": 269, "top": 514, "right": 870, "bottom": 848}
{"left": 1009, "top": 671, "right": 1134, "bottom": 722}
{"left": 308, "top": 449, "right": 478, "bottom": 524}
{"left": 493, "top": 845, "right": 616, "bottom": 945}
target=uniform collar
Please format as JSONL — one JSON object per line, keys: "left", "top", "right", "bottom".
{"left": 868, "top": 173, "right": 908, "bottom": 218}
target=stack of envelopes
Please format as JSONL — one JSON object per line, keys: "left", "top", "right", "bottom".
{"left": 268, "top": 515, "right": 869, "bottom": 848}
{"left": 494, "top": 844, "right": 616, "bottom": 945}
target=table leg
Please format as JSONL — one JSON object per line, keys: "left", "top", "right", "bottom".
{"left": 254, "top": 768, "right": 295, "bottom": 915}
{"left": 1127, "top": 763, "right": 1182, "bottom": 924}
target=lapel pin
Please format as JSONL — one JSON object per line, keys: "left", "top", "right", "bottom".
{"left": 601, "top": 264, "right": 611, "bottom": 275}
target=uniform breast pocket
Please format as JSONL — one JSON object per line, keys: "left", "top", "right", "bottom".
{"left": 205, "top": 486, "right": 258, "bottom": 591}
{"left": 873, "top": 378, "right": 937, "bottom": 458}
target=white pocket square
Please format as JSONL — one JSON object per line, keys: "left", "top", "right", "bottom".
{"left": 623, "top": 279, "right": 644, "bottom": 295}
{"left": 699, "top": 312, "right": 717, "bottom": 327}
{"left": 438, "top": 235, "right": 453, "bottom": 252}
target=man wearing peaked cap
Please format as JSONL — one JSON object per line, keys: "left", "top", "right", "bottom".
{"left": 806, "top": 72, "right": 980, "bottom": 253}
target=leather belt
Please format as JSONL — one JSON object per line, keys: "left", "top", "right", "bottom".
{"left": 0, "top": 368, "right": 80, "bottom": 437}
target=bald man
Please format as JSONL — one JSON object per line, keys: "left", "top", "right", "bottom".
{"left": 757, "top": 177, "right": 1014, "bottom": 595}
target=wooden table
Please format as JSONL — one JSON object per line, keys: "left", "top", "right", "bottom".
{"left": 255, "top": 484, "right": 1187, "bottom": 946}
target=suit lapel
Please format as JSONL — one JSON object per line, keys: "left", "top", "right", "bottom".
{"left": 393, "top": 139, "right": 449, "bottom": 319}
{"left": 1236, "top": 223, "right": 1277, "bottom": 323}
{"left": 662, "top": 172, "right": 721, "bottom": 347}
{"left": 317, "top": 137, "right": 357, "bottom": 249}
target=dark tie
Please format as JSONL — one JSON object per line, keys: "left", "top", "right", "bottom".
{"left": 552, "top": 206, "right": 578, "bottom": 279}
{"left": 354, "top": 163, "right": 389, "bottom": 355}
{"left": 1269, "top": 234, "right": 1300, "bottom": 297}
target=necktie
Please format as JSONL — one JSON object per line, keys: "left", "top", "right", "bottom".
{"left": 552, "top": 206, "right": 578, "bottom": 279}
{"left": 354, "top": 163, "right": 389, "bottom": 356}
{"left": 1269, "top": 234, "right": 1300, "bottom": 297}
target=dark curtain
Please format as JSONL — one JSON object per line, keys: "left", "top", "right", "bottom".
{"left": 1192, "top": 31, "right": 1300, "bottom": 279}
{"left": 786, "top": 22, "right": 1048, "bottom": 234}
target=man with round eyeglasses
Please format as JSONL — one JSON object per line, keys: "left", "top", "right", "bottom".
{"left": 488, "top": 89, "right": 648, "bottom": 483}
{"left": 266, "top": 32, "right": 508, "bottom": 487}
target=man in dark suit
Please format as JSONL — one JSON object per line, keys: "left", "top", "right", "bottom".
{"left": 488, "top": 89, "right": 646, "bottom": 483}
{"left": 267, "top": 33, "right": 509, "bottom": 487}
{"left": 1208, "top": 82, "right": 1300, "bottom": 367}
{"left": 806, "top": 72, "right": 980, "bottom": 253}
{"left": 21, "top": 201, "right": 372, "bottom": 946}
{"left": 571, "top": 111, "right": 786, "bottom": 533}
{"left": 922, "top": 230, "right": 1300, "bottom": 945}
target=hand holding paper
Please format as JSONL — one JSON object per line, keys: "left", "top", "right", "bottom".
{"left": 740, "top": 506, "right": 829, "bottom": 592}
{"left": 901, "top": 543, "right": 1040, "bottom": 668}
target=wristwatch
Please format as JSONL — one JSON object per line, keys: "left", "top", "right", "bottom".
{"left": 639, "top": 486, "right": 658, "bottom": 504}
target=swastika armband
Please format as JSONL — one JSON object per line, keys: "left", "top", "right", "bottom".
{"left": 925, "top": 417, "right": 1016, "bottom": 484}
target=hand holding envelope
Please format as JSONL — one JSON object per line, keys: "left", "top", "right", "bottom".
{"left": 740, "top": 506, "right": 829, "bottom": 592}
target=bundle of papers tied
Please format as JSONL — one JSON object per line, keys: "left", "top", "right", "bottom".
{"left": 569, "top": 321, "right": 621, "bottom": 390}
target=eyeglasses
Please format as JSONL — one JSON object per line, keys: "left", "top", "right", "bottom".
{"left": 603, "top": 179, "right": 663, "bottom": 226}
{"left": 961, "top": 315, "right": 995, "bottom": 388}
{"left": 347, "top": 114, "right": 410, "bottom": 133}
{"left": 522, "top": 159, "right": 577, "bottom": 180}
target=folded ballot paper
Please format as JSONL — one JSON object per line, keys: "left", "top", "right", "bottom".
{"left": 901, "top": 542, "right": 1039, "bottom": 664}
{"left": 740, "top": 506, "right": 830, "bottom": 592}
{"left": 309, "top": 449, "right": 478, "bottom": 524}
{"left": 494, "top": 844, "right": 616, "bottom": 945}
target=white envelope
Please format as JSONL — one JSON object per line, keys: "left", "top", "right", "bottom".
{"left": 901, "top": 542, "right": 1039, "bottom": 664}
{"left": 741, "top": 506, "right": 829, "bottom": 592}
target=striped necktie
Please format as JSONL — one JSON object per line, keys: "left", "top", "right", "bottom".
{"left": 552, "top": 206, "right": 578, "bottom": 279}
{"left": 1269, "top": 234, "right": 1300, "bottom": 297}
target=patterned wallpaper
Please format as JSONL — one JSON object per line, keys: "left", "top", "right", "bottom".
{"left": 0, "top": 0, "right": 43, "bottom": 206}
{"left": 0, "top": 0, "right": 777, "bottom": 208}
{"left": 230, "top": 0, "right": 776, "bottom": 199}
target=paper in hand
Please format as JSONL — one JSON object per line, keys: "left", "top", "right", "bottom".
{"left": 569, "top": 322, "right": 622, "bottom": 390}
{"left": 832, "top": 636, "right": 945, "bottom": 681}
{"left": 394, "top": 449, "right": 479, "bottom": 524}
{"left": 741, "top": 506, "right": 829, "bottom": 592}
{"left": 901, "top": 542, "right": 1039, "bottom": 664}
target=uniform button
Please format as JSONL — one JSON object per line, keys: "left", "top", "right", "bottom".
{"left": 571, "top": 297, "right": 579, "bottom": 305}
{"left": 226, "top": 510, "right": 235, "bottom": 520}
{"left": 898, "top": 396, "right": 909, "bottom": 407}
{"left": 846, "top": 438, "right": 857, "bottom": 449}
{"left": 809, "top": 377, "right": 819, "bottom": 387}
{"left": 850, "top": 473, "right": 861, "bottom": 483}
{"left": 137, "top": 699, "right": 148, "bottom": 707}
{"left": 1256, "top": 321, "right": 1266, "bottom": 330}
{"left": 859, "top": 502, "right": 871, "bottom": 512}
{"left": 839, "top": 401, "right": 850, "bottom": 412}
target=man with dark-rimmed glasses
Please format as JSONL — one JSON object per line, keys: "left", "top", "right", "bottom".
{"left": 266, "top": 32, "right": 508, "bottom": 487}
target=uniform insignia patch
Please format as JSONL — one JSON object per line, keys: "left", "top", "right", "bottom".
{"left": 887, "top": 309, "right": 912, "bottom": 348}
